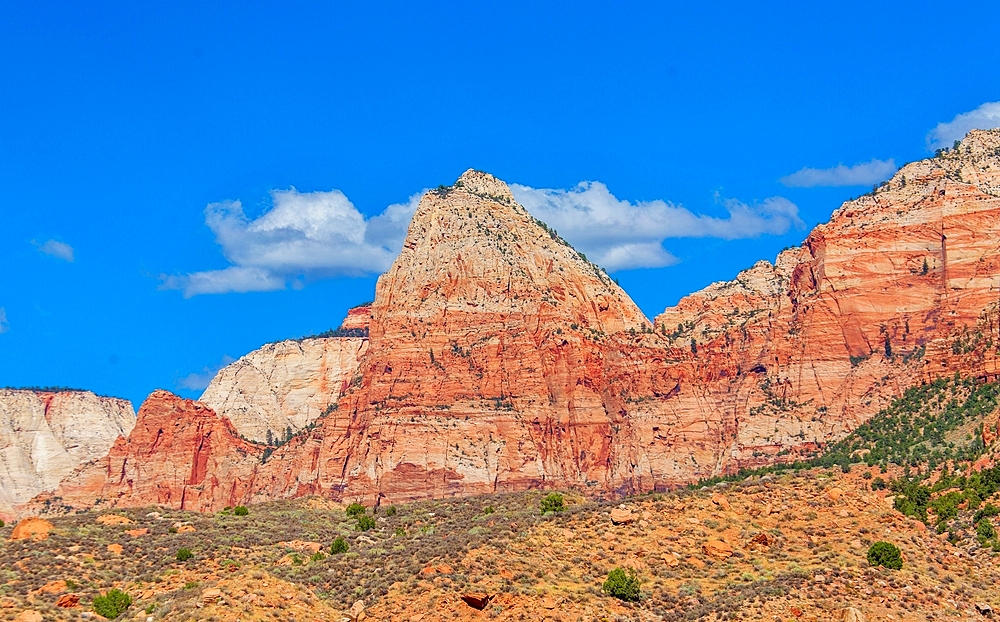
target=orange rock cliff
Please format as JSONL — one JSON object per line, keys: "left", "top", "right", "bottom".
{"left": 28, "top": 129, "right": 1000, "bottom": 512}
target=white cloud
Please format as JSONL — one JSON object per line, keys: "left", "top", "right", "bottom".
{"left": 33, "top": 239, "right": 75, "bottom": 262}
{"left": 927, "top": 101, "right": 1000, "bottom": 150}
{"left": 160, "top": 189, "right": 422, "bottom": 297}
{"left": 178, "top": 355, "right": 236, "bottom": 391}
{"left": 779, "top": 158, "right": 897, "bottom": 188}
{"left": 0, "top": 308, "right": 8, "bottom": 334}
{"left": 510, "top": 182, "right": 803, "bottom": 271}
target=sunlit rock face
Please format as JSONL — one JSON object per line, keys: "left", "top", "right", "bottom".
{"left": 0, "top": 389, "right": 134, "bottom": 516}
{"left": 37, "top": 390, "right": 262, "bottom": 514}
{"left": 36, "top": 131, "right": 1000, "bottom": 511}
{"left": 200, "top": 324, "right": 369, "bottom": 444}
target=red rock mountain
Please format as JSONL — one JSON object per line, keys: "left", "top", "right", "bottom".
{"left": 33, "top": 130, "right": 1000, "bottom": 512}
{"left": 38, "top": 390, "right": 261, "bottom": 513}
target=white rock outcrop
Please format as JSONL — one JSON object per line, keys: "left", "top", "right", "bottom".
{"left": 200, "top": 337, "right": 367, "bottom": 443}
{"left": 0, "top": 390, "right": 134, "bottom": 515}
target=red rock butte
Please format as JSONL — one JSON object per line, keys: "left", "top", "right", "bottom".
{"left": 27, "top": 131, "right": 1000, "bottom": 512}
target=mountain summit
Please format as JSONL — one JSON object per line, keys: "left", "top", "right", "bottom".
{"left": 23, "top": 135, "right": 1000, "bottom": 513}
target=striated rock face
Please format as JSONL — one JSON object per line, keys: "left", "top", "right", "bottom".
{"left": 38, "top": 390, "right": 261, "bottom": 513}
{"left": 652, "top": 129, "right": 1000, "bottom": 470}
{"left": 0, "top": 390, "right": 134, "bottom": 516}
{"left": 38, "top": 131, "right": 1000, "bottom": 511}
{"left": 200, "top": 310, "right": 370, "bottom": 443}
{"left": 251, "top": 139, "right": 1000, "bottom": 503}
{"left": 250, "top": 169, "right": 665, "bottom": 503}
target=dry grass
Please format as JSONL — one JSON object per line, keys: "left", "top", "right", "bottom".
{"left": 1, "top": 470, "right": 998, "bottom": 621}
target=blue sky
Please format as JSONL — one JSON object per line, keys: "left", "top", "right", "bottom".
{"left": 4, "top": 1, "right": 1000, "bottom": 407}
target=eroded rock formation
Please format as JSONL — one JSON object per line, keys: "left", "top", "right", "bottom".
{"left": 39, "top": 390, "right": 261, "bottom": 513}
{"left": 0, "top": 390, "right": 134, "bottom": 516}
{"left": 35, "top": 130, "right": 1000, "bottom": 512}
{"left": 200, "top": 308, "right": 370, "bottom": 443}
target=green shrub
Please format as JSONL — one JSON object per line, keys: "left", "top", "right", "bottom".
{"left": 602, "top": 567, "right": 641, "bottom": 601}
{"left": 345, "top": 502, "right": 366, "bottom": 518}
{"left": 93, "top": 588, "right": 132, "bottom": 619}
{"left": 540, "top": 492, "right": 565, "bottom": 515}
{"left": 974, "top": 503, "right": 1000, "bottom": 523}
{"left": 483, "top": 505, "right": 495, "bottom": 514}
{"left": 310, "top": 551, "right": 326, "bottom": 562}
{"left": 356, "top": 514, "right": 376, "bottom": 531}
{"left": 233, "top": 505, "right": 249, "bottom": 516}
{"left": 384, "top": 505, "right": 397, "bottom": 517}
{"left": 867, "top": 541, "right": 902, "bottom": 570}
{"left": 330, "top": 536, "right": 349, "bottom": 554}
{"left": 977, "top": 519, "right": 997, "bottom": 544}
{"left": 0, "top": 519, "right": 4, "bottom": 528}
{"left": 175, "top": 548, "right": 193, "bottom": 562}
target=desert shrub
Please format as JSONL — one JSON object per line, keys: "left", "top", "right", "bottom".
{"left": 974, "top": 503, "right": 1000, "bottom": 523}
{"left": 483, "top": 505, "right": 495, "bottom": 514}
{"left": 977, "top": 519, "right": 997, "bottom": 544}
{"left": 384, "top": 505, "right": 397, "bottom": 517}
{"left": 93, "top": 588, "right": 132, "bottom": 619}
{"left": 867, "top": 541, "right": 902, "bottom": 570}
{"left": 346, "top": 503, "right": 366, "bottom": 518}
{"left": 356, "top": 515, "right": 376, "bottom": 531}
{"left": 233, "top": 505, "right": 249, "bottom": 516}
{"left": 175, "top": 548, "right": 193, "bottom": 562}
{"left": 330, "top": 537, "right": 349, "bottom": 554}
{"left": 603, "top": 567, "right": 641, "bottom": 601}
{"left": 310, "top": 551, "right": 325, "bottom": 562}
{"left": 540, "top": 493, "right": 565, "bottom": 515}
{"left": 0, "top": 519, "right": 4, "bottom": 527}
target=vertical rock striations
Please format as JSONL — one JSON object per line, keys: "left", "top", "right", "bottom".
{"left": 200, "top": 307, "right": 370, "bottom": 443}
{"left": 653, "top": 129, "right": 1000, "bottom": 470}
{"left": 0, "top": 390, "right": 134, "bottom": 516}
{"left": 39, "top": 390, "right": 261, "bottom": 513}
{"left": 35, "top": 130, "right": 1000, "bottom": 512}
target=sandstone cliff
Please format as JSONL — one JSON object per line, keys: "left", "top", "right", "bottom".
{"left": 249, "top": 169, "right": 674, "bottom": 504}
{"left": 654, "top": 128, "right": 1000, "bottom": 470}
{"left": 200, "top": 306, "right": 370, "bottom": 444}
{"left": 0, "top": 390, "right": 134, "bottom": 517}
{"left": 39, "top": 131, "right": 1000, "bottom": 512}
{"left": 38, "top": 390, "right": 261, "bottom": 513}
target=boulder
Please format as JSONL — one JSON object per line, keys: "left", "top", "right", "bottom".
{"left": 702, "top": 540, "right": 734, "bottom": 559}
{"left": 16, "top": 611, "right": 42, "bottom": 622}
{"left": 610, "top": 508, "right": 636, "bottom": 525}
{"left": 106, "top": 543, "right": 123, "bottom": 555}
{"left": 125, "top": 528, "right": 149, "bottom": 537}
{"left": 10, "top": 517, "right": 53, "bottom": 541}
{"left": 461, "top": 593, "right": 492, "bottom": 610}
{"left": 37, "top": 579, "right": 67, "bottom": 594}
{"left": 840, "top": 607, "right": 866, "bottom": 622}
{"left": 349, "top": 599, "right": 366, "bottom": 621}
{"left": 202, "top": 588, "right": 222, "bottom": 604}
{"left": 710, "top": 493, "right": 731, "bottom": 511}
{"left": 96, "top": 514, "right": 132, "bottom": 526}
{"left": 56, "top": 594, "right": 80, "bottom": 608}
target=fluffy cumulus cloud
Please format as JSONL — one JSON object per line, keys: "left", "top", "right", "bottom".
{"left": 0, "top": 307, "right": 8, "bottom": 334}
{"left": 161, "top": 189, "right": 422, "bottom": 297}
{"left": 33, "top": 239, "right": 75, "bottom": 262}
{"left": 927, "top": 101, "right": 1000, "bottom": 150}
{"left": 168, "top": 179, "right": 804, "bottom": 293}
{"left": 779, "top": 159, "right": 897, "bottom": 188}
{"left": 177, "top": 355, "right": 237, "bottom": 391}
{"left": 511, "top": 182, "right": 803, "bottom": 271}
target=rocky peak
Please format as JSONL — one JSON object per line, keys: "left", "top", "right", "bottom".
{"left": 383, "top": 170, "right": 648, "bottom": 335}
{"left": 454, "top": 169, "right": 516, "bottom": 205}
{"left": 35, "top": 390, "right": 261, "bottom": 513}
